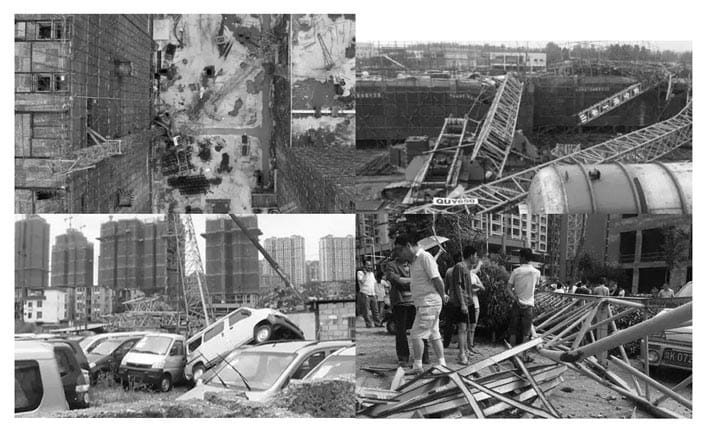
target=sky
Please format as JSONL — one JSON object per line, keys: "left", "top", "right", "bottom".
{"left": 22, "top": 214, "right": 354, "bottom": 285}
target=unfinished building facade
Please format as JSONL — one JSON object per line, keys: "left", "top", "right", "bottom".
{"left": 202, "top": 217, "right": 261, "bottom": 305}
{"left": 97, "top": 218, "right": 183, "bottom": 297}
{"left": 15, "top": 215, "right": 51, "bottom": 292}
{"left": 318, "top": 235, "right": 355, "bottom": 281}
{"left": 15, "top": 14, "right": 154, "bottom": 213}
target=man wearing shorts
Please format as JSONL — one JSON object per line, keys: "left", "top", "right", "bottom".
{"left": 395, "top": 233, "right": 447, "bottom": 372}
{"left": 506, "top": 248, "right": 540, "bottom": 363}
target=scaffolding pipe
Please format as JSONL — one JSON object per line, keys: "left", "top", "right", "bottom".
{"left": 538, "top": 302, "right": 691, "bottom": 363}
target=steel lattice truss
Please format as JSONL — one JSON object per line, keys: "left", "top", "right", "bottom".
{"left": 358, "top": 292, "right": 692, "bottom": 418}
{"left": 102, "top": 311, "right": 184, "bottom": 331}
{"left": 172, "top": 214, "right": 214, "bottom": 327}
{"left": 403, "top": 117, "right": 478, "bottom": 204}
{"left": 533, "top": 292, "right": 692, "bottom": 418}
{"left": 406, "top": 102, "right": 692, "bottom": 215}
{"left": 468, "top": 73, "right": 524, "bottom": 178}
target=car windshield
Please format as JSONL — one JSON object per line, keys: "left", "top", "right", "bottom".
{"left": 132, "top": 336, "right": 172, "bottom": 355}
{"left": 90, "top": 340, "right": 124, "bottom": 356}
{"left": 81, "top": 336, "right": 104, "bottom": 353}
{"left": 305, "top": 355, "right": 355, "bottom": 380}
{"left": 206, "top": 352, "right": 294, "bottom": 391}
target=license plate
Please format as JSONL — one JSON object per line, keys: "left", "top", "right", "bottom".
{"left": 662, "top": 350, "right": 692, "bottom": 368}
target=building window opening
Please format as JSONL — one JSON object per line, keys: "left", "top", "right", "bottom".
{"left": 37, "top": 22, "right": 52, "bottom": 39}
{"left": 35, "top": 75, "right": 52, "bottom": 92}
{"left": 54, "top": 74, "right": 67, "bottom": 91}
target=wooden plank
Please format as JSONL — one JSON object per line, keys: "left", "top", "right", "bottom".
{"left": 448, "top": 371, "right": 485, "bottom": 418}
{"left": 459, "top": 337, "right": 545, "bottom": 377}
{"left": 461, "top": 374, "right": 556, "bottom": 418}
{"left": 505, "top": 341, "right": 561, "bottom": 417}
{"left": 390, "top": 367, "right": 406, "bottom": 391}
{"left": 380, "top": 366, "right": 565, "bottom": 418}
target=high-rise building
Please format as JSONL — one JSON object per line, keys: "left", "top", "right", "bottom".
{"left": 319, "top": 235, "right": 355, "bottom": 281}
{"left": 202, "top": 216, "right": 261, "bottom": 305}
{"left": 472, "top": 213, "right": 549, "bottom": 257}
{"left": 51, "top": 229, "right": 93, "bottom": 289}
{"left": 15, "top": 216, "right": 50, "bottom": 293}
{"left": 306, "top": 260, "right": 320, "bottom": 282}
{"left": 97, "top": 218, "right": 183, "bottom": 297}
{"left": 263, "top": 236, "right": 306, "bottom": 286}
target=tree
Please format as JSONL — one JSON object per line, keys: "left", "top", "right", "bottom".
{"left": 661, "top": 225, "right": 691, "bottom": 283}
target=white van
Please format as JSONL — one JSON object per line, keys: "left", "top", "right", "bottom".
{"left": 117, "top": 333, "right": 187, "bottom": 392}
{"left": 185, "top": 307, "right": 304, "bottom": 382}
{"left": 15, "top": 341, "right": 68, "bottom": 416}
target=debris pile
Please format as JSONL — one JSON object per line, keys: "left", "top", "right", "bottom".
{"left": 274, "top": 378, "right": 356, "bottom": 417}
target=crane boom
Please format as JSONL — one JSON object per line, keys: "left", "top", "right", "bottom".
{"left": 227, "top": 214, "right": 307, "bottom": 306}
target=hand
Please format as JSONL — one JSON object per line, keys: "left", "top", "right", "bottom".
{"left": 461, "top": 305, "right": 469, "bottom": 315}
{"left": 443, "top": 294, "right": 449, "bottom": 304}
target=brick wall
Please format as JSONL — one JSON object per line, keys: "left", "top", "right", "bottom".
{"left": 316, "top": 301, "right": 355, "bottom": 340}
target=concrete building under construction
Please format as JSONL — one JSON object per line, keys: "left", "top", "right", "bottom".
{"left": 319, "top": 235, "right": 355, "bottom": 281}
{"left": 14, "top": 14, "right": 154, "bottom": 213}
{"left": 97, "top": 218, "right": 183, "bottom": 297}
{"left": 15, "top": 216, "right": 51, "bottom": 292}
{"left": 202, "top": 216, "right": 261, "bottom": 305}
{"left": 50, "top": 228, "right": 93, "bottom": 289}
{"left": 549, "top": 214, "right": 691, "bottom": 293}
{"left": 262, "top": 236, "right": 306, "bottom": 286}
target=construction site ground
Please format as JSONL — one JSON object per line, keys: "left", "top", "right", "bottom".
{"left": 291, "top": 14, "right": 355, "bottom": 110}
{"left": 155, "top": 14, "right": 277, "bottom": 213}
{"left": 355, "top": 318, "right": 692, "bottom": 418}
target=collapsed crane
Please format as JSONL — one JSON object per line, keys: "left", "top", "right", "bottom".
{"left": 406, "top": 101, "right": 692, "bottom": 215}
{"left": 403, "top": 74, "right": 523, "bottom": 204}
{"left": 227, "top": 214, "right": 308, "bottom": 310}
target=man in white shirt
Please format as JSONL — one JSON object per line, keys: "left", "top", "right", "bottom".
{"left": 356, "top": 261, "right": 380, "bottom": 328}
{"left": 506, "top": 248, "right": 540, "bottom": 363}
{"left": 394, "top": 233, "right": 447, "bottom": 372}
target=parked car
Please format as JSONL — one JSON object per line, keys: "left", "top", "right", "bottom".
{"left": 118, "top": 333, "right": 187, "bottom": 392}
{"left": 45, "top": 337, "right": 91, "bottom": 372}
{"left": 642, "top": 281, "right": 692, "bottom": 371}
{"left": 185, "top": 307, "right": 304, "bottom": 382}
{"left": 303, "top": 344, "right": 355, "bottom": 381}
{"left": 87, "top": 336, "right": 143, "bottom": 384}
{"left": 178, "top": 340, "right": 352, "bottom": 402}
{"left": 15, "top": 341, "right": 68, "bottom": 416}
{"left": 79, "top": 331, "right": 151, "bottom": 354}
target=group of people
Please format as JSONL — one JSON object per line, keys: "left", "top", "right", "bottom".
{"left": 550, "top": 278, "right": 626, "bottom": 296}
{"left": 357, "top": 233, "right": 541, "bottom": 372}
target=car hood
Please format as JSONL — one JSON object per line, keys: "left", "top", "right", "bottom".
{"left": 665, "top": 325, "right": 692, "bottom": 343}
{"left": 176, "top": 382, "right": 272, "bottom": 402}
{"left": 123, "top": 351, "right": 164, "bottom": 366}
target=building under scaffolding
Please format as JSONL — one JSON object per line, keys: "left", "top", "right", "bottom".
{"left": 14, "top": 14, "right": 154, "bottom": 213}
{"left": 97, "top": 218, "right": 184, "bottom": 298}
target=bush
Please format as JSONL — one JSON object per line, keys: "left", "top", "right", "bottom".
{"left": 477, "top": 260, "right": 514, "bottom": 339}
{"left": 273, "top": 378, "right": 355, "bottom": 418}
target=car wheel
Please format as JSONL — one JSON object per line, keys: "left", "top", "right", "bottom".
{"left": 386, "top": 319, "right": 397, "bottom": 335}
{"left": 192, "top": 363, "right": 205, "bottom": 383}
{"left": 254, "top": 324, "right": 272, "bottom": 343}
{"left": 158, "top": 374, "right": 173, "bottom": 392}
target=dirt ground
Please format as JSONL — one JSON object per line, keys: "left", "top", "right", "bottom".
{"left": 355, "top": 318, "right": 692, "bottom": 419}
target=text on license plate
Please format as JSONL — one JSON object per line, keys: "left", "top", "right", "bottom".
{"left": 663, "top": 350, "right": 692, "bottom": 367}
